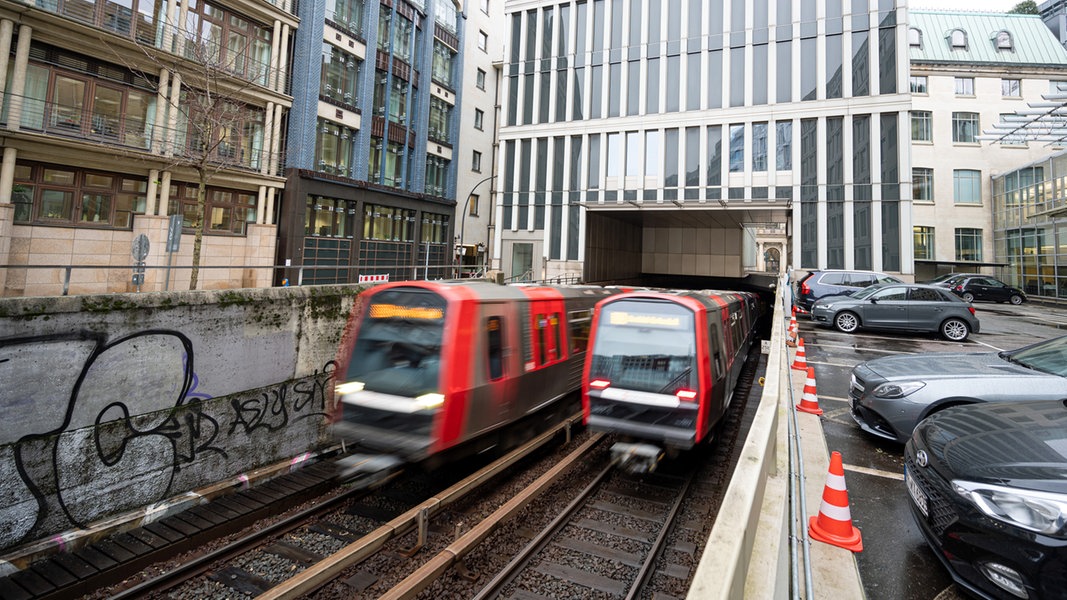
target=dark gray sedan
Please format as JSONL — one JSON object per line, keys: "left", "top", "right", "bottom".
{"left": 810, "top": 283, "right": 979, "bottom": 341}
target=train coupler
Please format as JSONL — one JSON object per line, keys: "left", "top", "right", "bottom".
{"left": 610, "top": 442, "right": 664, "bottom": 474}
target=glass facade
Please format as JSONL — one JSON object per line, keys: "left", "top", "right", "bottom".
{"left": 497, "top": 0, "right": 909, "bottom": 272}
{"left": 994, "top": 155, "right": 1067, "bottom": 298}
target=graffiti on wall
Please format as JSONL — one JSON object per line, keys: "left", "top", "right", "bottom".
{"left": 0, "top": 330, "right": 334, "bottom": 549}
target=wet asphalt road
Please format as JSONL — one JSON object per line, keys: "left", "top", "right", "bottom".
{"left": 795, "top": 299, "right": 1067, "bottom": 600}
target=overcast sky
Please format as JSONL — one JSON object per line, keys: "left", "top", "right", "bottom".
{"left": 909, "top": 0, "right": 1027, "bottom": 11}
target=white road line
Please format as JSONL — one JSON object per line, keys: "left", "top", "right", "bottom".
{"left": 971, "top": 339, "right": 1004, "bottom": 351}
{"left": 843, "top": 463, "right": 904, "bottom": 481}
{"left": 803, "top": 343, "right": 907, "bottom": 354}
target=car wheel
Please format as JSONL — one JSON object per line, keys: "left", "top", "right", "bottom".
{"left": 834, "top": 311, "right": 860, "bottom": 333}
{"left": 1009, "top": 294, "right": 1024, "bottom": 305}
{"left": 940, "top": 318, "right": 969, "bottom": 342}
{"left": 962, "top": 292, "right": 975, "bottom": 303}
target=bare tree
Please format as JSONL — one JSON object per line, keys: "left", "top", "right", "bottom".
{"left": 108, "top": 30, "right": 270, "bottom": 290}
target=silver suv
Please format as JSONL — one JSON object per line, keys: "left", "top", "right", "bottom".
{"left": 795, "top": 269, "right": 903, "bottom": 313}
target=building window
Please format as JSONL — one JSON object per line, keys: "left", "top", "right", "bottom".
{"left": 420, "top": 211, "right": 450, "bottom": 243}
{"left": 321, "top": 43, "right": 360, "bottom": 106}
{"left": 305, "top": 195, "right": 353, "bottom": 238}
{"left": 776, "top": 121, "right": 792, "bottom": 171}
{"left": 952, "top": 112, "right": 980, "bottom": 143}
{"left": 473, "top": 150, "right": 482, "bottom": 172}
{"left": 1051, "top": 81, "right": 1067, "bottom": 94}
{"left": 469, "top": 193, "right": 480, "bottom": 216}
{"left": 908, "top": 27, "right": 922, "bottom": 48}
{"left": 1002, "top": 78, "right": 1021, "bottom": 97}
{"left": 474, "top": 108, "right": 484, "bottom": 130}
{"left": 729, "top": 124, "right": 744, "bottom": 172}
{"left": 14, "top": 162, "right": 148, "bottom": 228}
{"left": 911, "top": 111, "right": 932, "bottom": 142}
{"left": 913, "top": 167, "right": 934, "bottom": 201}
{"left": 167, "top": 184, "right": 256, "bottom": 235}
{"left": 431, "top": 40, "right": 456, "bottom": 87}
{"left": 914, "top": 226, "right": 934, "bottom": 260}
{"left": 954, "top": 77, "right": 974, "bottom": 96}
{"left": 428, "top": 96, "right": 452, "bottom": 141}
{"left": 910, "top": 75, "right": 928, "bottom": 94}
{"left": 476, "top": 68, "right": 486, "bottom": 90}
{"left": 364, "top": 204, "right": 416, "bottom": 241}
{"left": 953, "top": 169, "right": 982, "bottom": 204}
{"left": 995, "top": 30, "right": 1013, "bottom": 51}
{"left": 752, "top": 122, "right": 767, "bottom": 172}
{"left": 949, "top": 29, "right": 968, "bottom": 50}
{"left": 179, "top": 1, "right": 273, "bottom": 86}
{"left": 425, "top": 156, "right": 449, "bottom": 197}
{"left": 955, "top": 228, "right": 983, "bottom": 261}
{"left": 315, "top": 118, "right": 355, "bottom": 176}
{"left": 326, "top": 0, "right": 364, "bottom": 33}
{"left": 478, "top": 30, "right": 488, "bottom": 52}
{"left": 1000, "top": 113, "right": 1026, "bottom": 146}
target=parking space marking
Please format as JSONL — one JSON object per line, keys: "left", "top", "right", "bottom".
{"left": 843, "top": 463, "right": 903, "bottom": 481}
{"left": 971, "top": 339, "right": 1004, "bottom": 351}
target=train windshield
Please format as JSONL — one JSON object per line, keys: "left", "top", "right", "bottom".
{"left": 589, "top": 299, "right": 697, "bottom": 394}
{"left": 345, "top": 288, "right": 446, "bottom": 397}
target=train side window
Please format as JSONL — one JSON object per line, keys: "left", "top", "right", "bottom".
{"left": 568, "top": 309, "right": 592, "bottom": 352}
{"left": 487, "top": 316, "right": 504, "bottom": 380}
{"left": 536, "top": 313, "right": 547, "bottom": 366}
{"left": 549, "top": 313, "right": 561, "bottom": 361}
{"left": 709, "top": 322, "right": 724, "bottom": 380}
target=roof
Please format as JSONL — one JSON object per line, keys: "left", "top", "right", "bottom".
{"left": 909, "top": 10, "right": 1067, "bottom": 66}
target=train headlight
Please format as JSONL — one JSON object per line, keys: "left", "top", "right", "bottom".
{"left": 413, "top": 393, "right": 445, "bottom": 410}
{"left": 335, "top": 381, "right": 365, "bottom": 396}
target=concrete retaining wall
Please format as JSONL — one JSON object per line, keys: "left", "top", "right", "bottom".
{"left": 0, "top": 285, "right": 359, "bottom": 553}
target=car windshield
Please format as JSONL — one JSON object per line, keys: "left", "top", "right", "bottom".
{"left": 877, "top": 275, "right": 904, "bottom": 284}
{"left": 1001, "top": 336, "right": 1067, "bottom": 377}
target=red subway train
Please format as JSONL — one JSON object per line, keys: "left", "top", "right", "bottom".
{"left": 331, "top": 279, "right": 622, "bottom": 470}
{"left": 582, "top": 289, "right": 763, "bottom": 471}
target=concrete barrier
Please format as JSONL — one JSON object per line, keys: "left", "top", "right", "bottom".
{"left": 0, "top": 285, "right": 360, "bottom": 559}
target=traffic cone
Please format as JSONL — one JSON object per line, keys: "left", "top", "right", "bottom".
{"left": 791, "top": 337, "right": 808, "bottom": 370}
{"left": 809, "top": 451, "right": 863, "bottom": 552}
{"left": 786, "top": 314, "right": 798, "bottom": 347}
{"left": 796, "top": 367, "right": 823, "bottom": 415}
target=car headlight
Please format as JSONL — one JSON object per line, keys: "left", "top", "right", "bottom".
{"left": 953, "top": 480, "right": 1067, "bottom": 537}
{"left": 818, "top": 303, "right": 833, "bottom": 310}
{"left": 871, "top": 381, "right": 926, "bottom": 398}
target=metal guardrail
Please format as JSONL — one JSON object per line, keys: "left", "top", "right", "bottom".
{"left": 0, "top": 263, "right": 584, "bottom": 296}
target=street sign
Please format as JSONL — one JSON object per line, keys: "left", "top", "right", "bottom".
{"left": 131, "top": 234, "right": 150, "bottom": 261}
{"left": 166, "top": 215, "right": 182, "bottom": 252}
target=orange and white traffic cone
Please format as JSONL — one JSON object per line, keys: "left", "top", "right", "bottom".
{"left": 791, "top": 337, "right": 808, "bottom": 370}
{"left": 809, "top": 451, "right": 863, "bottom": 552}
{"left": 797, "top": 367, "right": 823, "bottom": 415}
{"left": 786, "top": 314, "right": 798, "bottom": 347}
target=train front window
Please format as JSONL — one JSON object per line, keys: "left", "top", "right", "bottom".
{"left": 589, "top": 300, "right": 697, "bottom": 394}
{"left": 345, "top": 289, "right": 446, "bottom": 397}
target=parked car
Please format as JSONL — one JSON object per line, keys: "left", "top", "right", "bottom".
{"left": 905, "top": 400, "right": 1067, "bottom": 600}
{"left": 922, "top": 272, "right": 982, "bottom": 288}
{"left": 794, "top": 269, "right": 903, "bottom": 313}
{"left": 849, "top": 334, "right": 1067, "bottom": 444}
{"left": 811, "top": 283, "right": 979, "bottom": 341}
{"left": 949, "top": 276, "right": 1027, "bottom": 305}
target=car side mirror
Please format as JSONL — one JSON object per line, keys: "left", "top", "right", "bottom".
{"left": 869, "top": 298, "right": 878, "bottom": 304}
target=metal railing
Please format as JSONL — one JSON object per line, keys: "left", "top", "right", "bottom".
{"left": 0, "top": 262, "right": 587, "bottom": 296}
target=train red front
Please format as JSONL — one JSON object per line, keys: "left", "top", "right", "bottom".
{"left": 332, "top": 280, "right": 619, "bottom": 465}
{"left": 582, "top": 289, "right": 762, "bottom": 469}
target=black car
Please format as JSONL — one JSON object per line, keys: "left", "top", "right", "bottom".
{"left": 794, "top": 269, "right": 903, "bottom": 313}
{"left": 924, "top": 272, "right": 983, "bottom": 288}
{"left": 949, "top": 276, "right": 1027, "bottom": 305}
{"left": 905, "top": 400, "right": 1067, "bottom": 600}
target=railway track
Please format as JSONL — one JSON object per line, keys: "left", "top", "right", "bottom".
{"left": 49, "top": 346, "right": 764, "bottom": 600}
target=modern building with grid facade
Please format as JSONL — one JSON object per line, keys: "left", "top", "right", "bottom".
{"left": 279, "top": 0, "right": 470, "bottom": 285}
{"left": 908, "top": 10, "right": 1067, "bottom": 283}
{"left": 494, "top": 0, "right": 913, "bottom": 283}
{"left": 0, "top": 0, "right": 294, "bottom": 296}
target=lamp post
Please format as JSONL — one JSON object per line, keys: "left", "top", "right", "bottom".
{"left": 458, "top": 174, "right": 496, "bottom": 274}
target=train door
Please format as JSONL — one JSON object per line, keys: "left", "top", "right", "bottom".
{"left": 707, "top": 312, "right": 730, "bottom": 432}
{"left": 466, "top": 302, "right": 518, "bottom": 435}
{"left": 512, "top": 297, "right": 567, "bottom": 420}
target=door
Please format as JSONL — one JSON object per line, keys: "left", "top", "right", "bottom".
{"left": 511, "top": 242, "right": 533, "bottom": 281}
{"left": 907, "top": 287, "right": 949, "bottom": 330}
{"left": 862, "top": 286, "right": 909, "bottom": 328}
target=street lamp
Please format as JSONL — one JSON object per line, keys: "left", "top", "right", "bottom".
{"left": 458, "top": 174, "right": 496, "bottom": 272}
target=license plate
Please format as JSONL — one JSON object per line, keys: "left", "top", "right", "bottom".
{"left": 905, "top": 467, "right": 928, "bottom": 517}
